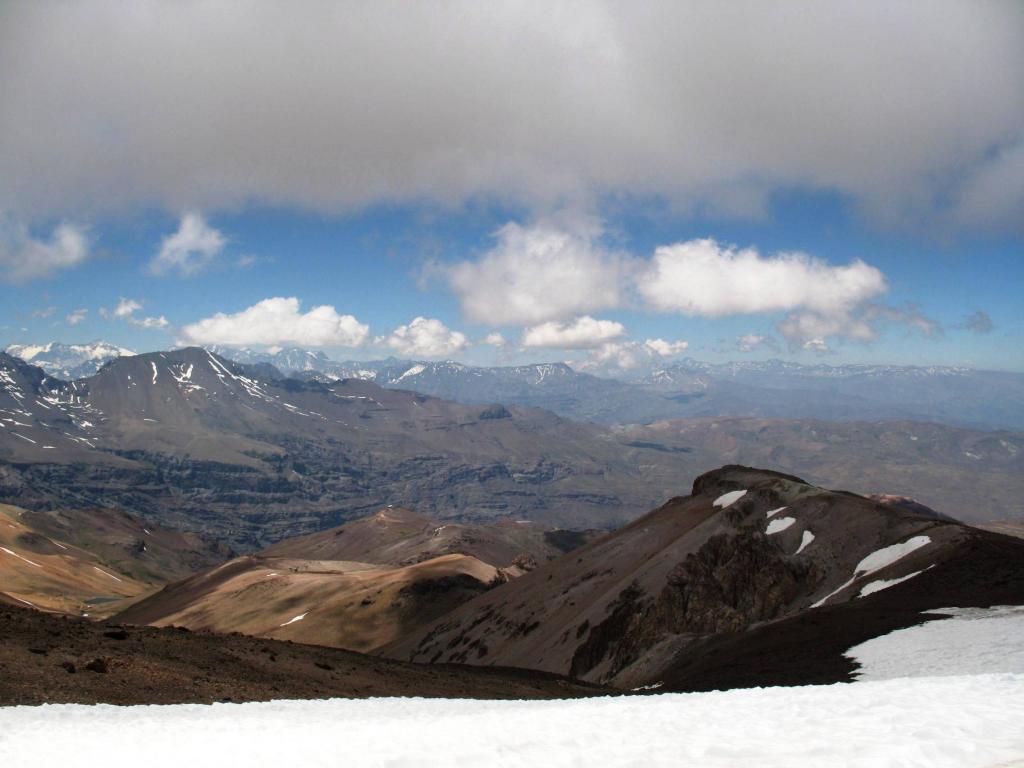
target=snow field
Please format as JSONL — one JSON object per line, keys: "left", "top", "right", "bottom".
{"left": 2, "top": 675, "right": 1023, "bottom": 767}
{"left": 848, "top": 605, "right": 1024, "bottom": 681}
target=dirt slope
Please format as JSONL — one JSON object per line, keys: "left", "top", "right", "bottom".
{"left": 0, "top": 604, "right": 606, "bottom": 705}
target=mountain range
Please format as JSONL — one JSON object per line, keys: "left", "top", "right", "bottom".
{"left": 10, "top": 341, "right": 1024, "bottom": 430}
{"left": 220, "top": 347, "right": 1024, "bottom": 431}
{"left": 5, "top": 342, "right": 135, "bottom": 380}
{"left": 2, "top": 347, "right": 1021, "bottom": 558}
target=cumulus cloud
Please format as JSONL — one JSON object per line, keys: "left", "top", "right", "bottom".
{"left": 638, "top": 239, "right": 887, "bottom": 318}
{"left": 521, "top": 316, "right": 626, "bottom": 350}
{"left": 735, "top": 334, "right": 779, "bottom": 353}
{"left": 379, "top": 317, "right": 467, "bottom": 358}
{"left": 150, "top": 213, "right": 226, "bottom": 276}
{"left": 571, "top": 337, "right": 688, "bottom": 371}
{"left": 0, "top": 218, "right": 90, "bottom": 282}
{"left": 110, "top": 298, "right": 142, "bottom": 319}
{"left": 2, "top": 3, "right": 1021, "bottom": 231}
{"left": 642, "top": 338, "right": 689, "bottom": 358}
{"left": 638, "top": 238, "right": 896, "bottom": 347}
{"left": 802, "top": 338, "right": 833, "bottom": 355}
{"left": 447, "top": 219, "right": 626, "bottom": 326}
{"left": 179, "top": 297, "right": 368, "bottom": 348}
{"left": 65, "top": 308, "right": 87, "bottom": 326}
{"left": 962, "top": 310, "right": 995, "bottom": 334}
{"left": 482, "top": 332, "right": 506, "bottom": 348}
{"left": 101, "top": 297, "right": 168, "bottom": 331}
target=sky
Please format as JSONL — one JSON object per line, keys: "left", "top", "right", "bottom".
{"left": 1, "top": 1, "right": 1022, "bottom": 372}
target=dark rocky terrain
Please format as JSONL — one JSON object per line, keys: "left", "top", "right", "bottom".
{"left": 385, "top": 466, "right": 1024, "bottom": 689}
{"left": 0, "top": 604, "right": 606, "bottom": 705}
{"left": 0, "top": 348, "right": 686, "bottom": 548}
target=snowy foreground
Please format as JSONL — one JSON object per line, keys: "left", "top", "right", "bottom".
{"left": 2, "top": 675, "right": 1023, "bottom": 768}
{"left": 3, "top": 608, "right": 1024, "bottom": 767}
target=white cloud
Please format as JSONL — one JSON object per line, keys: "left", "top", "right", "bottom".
{"left": 802, "top": 338, "right": 833, "bottom": 355}
{"left": 447, "top": 219, "right": 626, "bottom": 326}
{"left": 637, "top": 238, "right": 898, "bottom": 347}
{"left": 638, "top": 239, "right": 887, "bottom": 318}
{"left": 102, "top": 297, "right": 169, "bottom": 331}
{"left": 179, "top": 297, "right": 369, "bottom": 348}
{"left": 578, "top": 337, "right": 689, "bottom": 371}
{"left": 379, "top": 317, "right": 467, "bottom": 359}
{"left": 32, "top": 306, "right": 56, "bottom": 319}
{"left": 482, "top": 332, "right": 506, "bottom": 348}
{"left": 521, "top": 316, "right": 626, "bottom": 350}
{"left": 643, "top": 338, "right": 689, "bottom": 358}
{"left": 150, "top": 213, "right": 226, "bottom": 276}
{"left": 111, "top": 298, "right": 142, "bottom": 318}
{"left": 65, "top": 308, "right": 87, "bottom": 326}
{"left": 2, "top": 4, "right": 1021, "bottom": 231}
{"left": 133, "top": 315, "right": 169, "bottom": 330}
{"left": 735, "top": 334, "right": 778, "bottom": 353}
{"left": 0, "top": 218, "right": 89, "bottom": 282}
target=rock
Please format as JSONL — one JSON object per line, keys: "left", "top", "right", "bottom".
{"left": 84, "top": 658, "right": 108, "bottom": 673}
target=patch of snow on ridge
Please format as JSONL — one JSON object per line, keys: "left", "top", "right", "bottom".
{"left": 393, "top": 363, "right": 426, "bottom": 383}
{"left": 280, "top": 613, "right": 307, "bottom": 627}
{"left": 3, "top": 676, "right": 1024, "bottom": 768}
{"left": 812, "top": 535, "right": 931, "bottom": 608}
{"left": 795, "top": 530, "right": 815, "bottom": 554}
{"left": 765, "top": 506, "right": 787, "bottom": 518}
{"left": 847, "top": 605, "right": 1024, "bottom": 681}
{"left": 858, "top": 567, "right": 931, "bottom": 598}
{"left": 713, "top": 490, "right": 747, "bottom": 508}
{"left": 766, "top": 517, "right": 795, "bottom": 535}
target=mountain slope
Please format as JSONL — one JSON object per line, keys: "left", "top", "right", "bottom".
{"left": 115, "top": 507, "right": 599, "bottom": 652}
{"left": 385, "top": 466, "right": 1024, "bottom": 689}
{"left": 0, "top": 603, "right": 605, "bottom": 705}
{"left": 0, "top": 348, "right": 685, "bottom": 548}
{"left": 0, "top": 504, "right": 150, "bottom": 616}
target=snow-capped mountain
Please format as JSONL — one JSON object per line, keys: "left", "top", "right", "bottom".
{"left": 206, "top": 345, "right": 333, "bottom": 374}
{"left": 5, "top": 341, "right": 135, "bottom": 380}
{"left": 209, "top": 348, "right": 1024, "bottom": 431}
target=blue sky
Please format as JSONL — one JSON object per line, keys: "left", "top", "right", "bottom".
{"left": 1, "top": 3, "right": 1022, "bottom": 371}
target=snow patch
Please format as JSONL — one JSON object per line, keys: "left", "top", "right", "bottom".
{"left": 713, "top": 490, "right": 747, "bottom": 508}
{"left": 280, "top": 613, "right": 307, "bottom": 627}
{"left": 765, "top": 517, "right": 795, "bottom": 535}
{"left": 795, "top": 530, "right": 815, "bottom": 555}
{"left": 1, "top": 547, "right": 42, "bottom": 567}
{"left": 858, "top": 567, "right": 930, "bottom": 598}
{"left": 812, "top": 535, "right": 931, "bottom": 608}
{"left": 765, "top": 506, "right": 787, "bottom": 518}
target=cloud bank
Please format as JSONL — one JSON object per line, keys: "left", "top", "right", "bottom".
{"left": 2, "top": 2, "right": 1021, "bottom": 231}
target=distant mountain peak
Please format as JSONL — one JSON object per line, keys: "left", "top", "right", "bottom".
{"left": 5, "top": 341, "right": 135, "bottom": 380}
